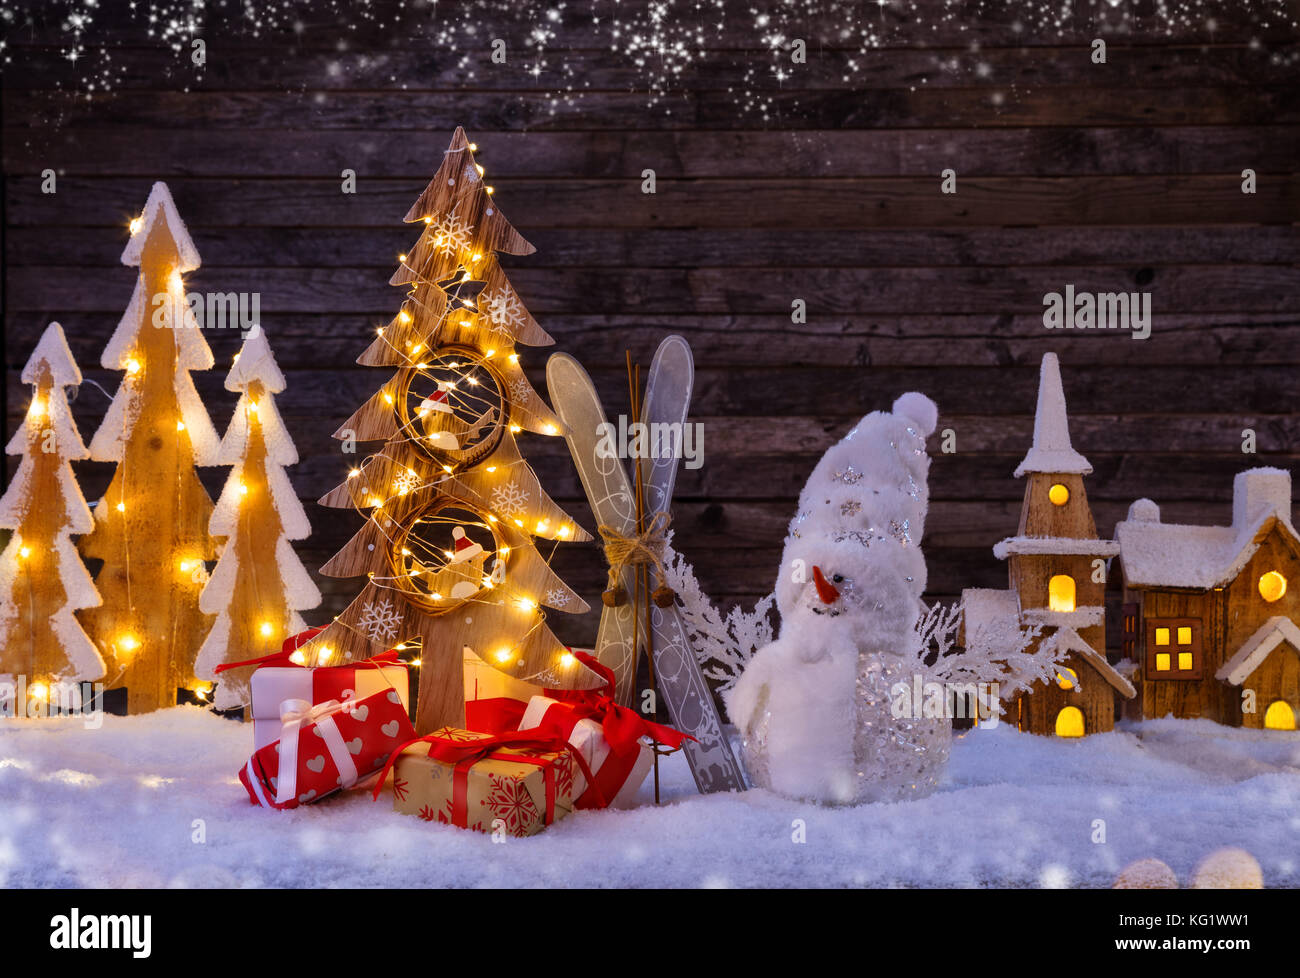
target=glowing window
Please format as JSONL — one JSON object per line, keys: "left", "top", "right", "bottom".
{"left": 1155, "top": 653, "right": 1171, "bottom": 671}
{"left": 1048, "top": 483, "right": 1070, "bottom": 506}
{"left": 1056, "top": 667, "right": 1078, "bottom": 691}
{"left": 1154, "top": 628, "right": 1170, "bottom": 646}
{"left": 1048, "top": 575, "right": 1076, "bottom": 613}
{"left": 1177, "top": 626, "right": 1192, "bottom": 645}
{"left": 1178, "top": 652, "right": 1193, "bottom": 670}
{"left": 1264, "top": 701, "right": 1296, "bottom": 730}
{"left": 1055, "top": 706, "right": 1084, "bottom": 738}
{"left": 1259, "top": 571, "right": 1287, "bottom": 603}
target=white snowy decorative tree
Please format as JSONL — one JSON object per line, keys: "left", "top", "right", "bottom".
{"left": 0, "top": 323, "right": 105, "bottom": 697}
{"left": 196, "top": 327, "right": 320, "bottom": 709}
{"left": 79, "top": 181, "right": 221, "bottom": 713}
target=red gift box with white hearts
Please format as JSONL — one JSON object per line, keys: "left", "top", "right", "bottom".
{"left": 240, "top": 686, "right": 416, "bottom": 810}
{"left": 239, "top": 628, "right": 410, "bottom": 751}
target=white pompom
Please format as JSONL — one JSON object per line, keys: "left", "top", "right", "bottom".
{"left": 892, "top": 391, "right": 938, "bottom": 436}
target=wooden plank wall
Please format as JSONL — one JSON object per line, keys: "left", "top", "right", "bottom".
{"left": 4, "top": 1, "right": 1298, "bottom": 654}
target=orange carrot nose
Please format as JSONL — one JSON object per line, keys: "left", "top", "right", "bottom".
{"left": 812, "top": 566, "right": 840, "bottom": 604}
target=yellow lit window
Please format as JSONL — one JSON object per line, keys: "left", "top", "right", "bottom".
{"left": 1178, "top": 652, "right": 1193, "bottom": 670}
{"left": 1048, "top": 575, "right": 1076, "bottom": 613}
{"left": 1154, "top": 628, "right": 1170, "bottom": 646}
{"left": 1155, "top": 653, "right": 1171, "bottom": 671}
{"left": 1048, "top": 483, "right": 1070, "bottom": 506}
{"left": 1056, "top": 667, "right": 1077, "bottom": 691}
{"left": 1055, "top": 706, "right": 1084, "bottom": 738}
{"left": 1177, "top": 626, "right": 1192, "bottom": 645}
{"left": 1264, "top": 701, "right": 1296, "bottom": 730}
{"left": 1259, "top": 571, "right": 1287, "bottom": 603}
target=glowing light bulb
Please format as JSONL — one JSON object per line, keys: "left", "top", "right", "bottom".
{"left": 383, "top": 392, "right": 395, "bottom": 405}
{"left": 486, "top": 466, "right": 497, "bottom": 473}
{"left": 376, "top": 327, "right": 385, "bottom": 337}
{"left": 27, "top": 398, "right": 45, "bottom": 420}
{"left": 560, "top": 653, "right": 576, "bottom": 668}
{"left": 542, "top": 423, "right": 558, "bottom": 436}
{"left": 238, "top": 482, "right": 249, "bottom": 496}
{"left": 475, "top": 164, "right": 485, "bottom": 177}
{"left": 128, "top": 215, "right": 144, "bottom": 235}
{"left": 116, "top": 502, "right": 126, "bottom": 513}
{"left": 536, "top": 520, "right": 549, "bottom": 533}
{"left": 513, "top": 519, "right": 523, "bottom": 528}
{"left": 168, "top": 268, "right": 185, "bottom": 293}
{"left": 494, "top": 647, "right": 512, "bottom": 663}
{"left": 557, "top": 525, "right": 570, "bottom": 539}
{"left": 482, "top": 576, "right": 495, "bottom": 589}
{"left": 423, "top": 216, "right": 433, "bottom": 225}
{"left": 19, "top": 546, "right": 31, "bottom": 559}
{"left": 431, "top": 592, "right": 443, "bottom": 601}
{"left": 467, "top": 376, "right": 479, "bottom": 385}
{"left": 176, "top": 420, "right": 186, "bottom": 431}
{"left": 367, "top": 495, "right": 381, "bottom": 508}
{"left": 317, "top": 647, "right": 334, "bottom": 666}
{"left": 29, "top": 681, "right": 49, "bottom": 702}
{"left": 515, "top": 597, "right": 536, "bottom": 612}
{"left": 126, "top": 358, "right": 142, "bottom": 375}
{"left": 486, "top": 186, "right": 495, "bottom": 195}
{"left": 248, "top": 401, "right": 259, "bottom": 414}
{"left": 487, "top": 514, "right": 497, "bottom": 523}
{"left": 289, "top": 651, "right": 306, "bottom": 665}
{"left": 399, "top": 311, "right": 412, "bottom": 325}
{"left": 120, "top": 635, "right": 140, "bottom": 652}
{"left": 509, "top": 425, "right": 521, "bottom": 434}
{"left": 508, "top": 353, "right": 519, "bottom": 364}
{"left": 398, "top": 253, "right": 408, "bottom": 262}
{"left": 469, "top": 142, "right": 478, "bottom": 151}
{"left": 498, "top": 546, "right": 510, "bottom": 556}
{"left": 471, "top": 253, "right": 482, "bottom": 262}
{"left": 348, "top": 469, "right": 360, "bottom": 479}
{"left": 410, "top": 658, "right": 421, "bottom": 667}
{"left": 485, "top": 349, "right": 496, "bottom": 358}
{"left": 178, "top": 559, "right": 193, "bottom": 572}
{"left": 259, "top": 621, "right": 273, "bottom": 637}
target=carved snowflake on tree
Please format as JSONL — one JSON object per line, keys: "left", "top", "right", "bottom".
{"left": 480, "top": 288, "right": 526, "bottom": 336}
{"left": 357, "top": 596, "right": 403, "bottom": 643}
{"left": 544, "top": 587, "right": 571, "bottom": 608}
{"left": 429, "top": 214, "right": 474, "bottom": 259}
{"left": 391, "top": 468, "right": 422, "bottom": 497}
{"left": 490, "top": 481, "right": 529, "bottom": 518}
{"left": 507, "top": 377, "right": 533, "bottom": 406}
{"left": 483, "top": 771, "right": 539, "bottom": 835}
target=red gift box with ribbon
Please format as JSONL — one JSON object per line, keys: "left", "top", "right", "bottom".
{"left": 518, "top": 650, "right": 694, "bottom": 809}
{"left": 222, "top": 628, "right": 411, "bottom": 751}
{"left": 240, "top": 686, "right": 416, "bottom": 810}
{"left": 377, "top": 727, "right": 601, "bottom": 837}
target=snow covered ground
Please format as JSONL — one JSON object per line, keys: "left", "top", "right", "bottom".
{"left": 1, "top": 708, "right": 1297, "bottom": 888}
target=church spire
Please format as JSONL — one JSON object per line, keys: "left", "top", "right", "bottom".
{"left": 1014, "top": 352, "right": 1091, "bottom": 478}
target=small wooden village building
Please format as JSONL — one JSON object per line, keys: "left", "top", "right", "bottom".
{"left": 1115, "top": 468, "right": 1300, "bottom": 730}
{"left": 963, "top": 354, "right": 1136, "bottom": 736}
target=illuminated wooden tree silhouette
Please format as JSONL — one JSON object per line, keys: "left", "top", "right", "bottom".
{"left": 196, "top": 327, "right": 321, "bottom": 709}
{"left": 300, "top": 127, "right": 600, "bottom": 733}
{"left": 0, "top": 322, "right": 105, "bottom": 694}
{"left": 79, "top": 182, "right": 220, "bottom": 714}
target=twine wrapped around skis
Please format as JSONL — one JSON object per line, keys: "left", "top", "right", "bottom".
{"left": 597, "top": 511, "right": 677, "bottom": 608}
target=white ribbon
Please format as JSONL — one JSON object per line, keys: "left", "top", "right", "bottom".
{"left": 273, "top": 698, "right": 360, "bottom": 806}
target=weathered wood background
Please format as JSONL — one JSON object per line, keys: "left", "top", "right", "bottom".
{"left": 4, "top": 1, "right": 1298, "bottom": 654}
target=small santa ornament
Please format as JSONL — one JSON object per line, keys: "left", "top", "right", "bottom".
{"left": 448, "top": 525, "right": 484, "bottom": 564}
{"left": 419, "top": 381, "right": 455, "bottom": 415}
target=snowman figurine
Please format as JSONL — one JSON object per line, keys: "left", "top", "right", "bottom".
{"left": 725, "top": 392, "right": 949, "bottom": 805}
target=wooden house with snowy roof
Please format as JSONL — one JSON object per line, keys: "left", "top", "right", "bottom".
{"left": 1114, "top": 467, "right": 1300, "bottom": 730}
{"left": 962, "top": 354, "right": 1136, "bottom": 736}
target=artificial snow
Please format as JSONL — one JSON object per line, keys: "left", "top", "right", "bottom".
{"left": 1, "top": 708, "right": 1297, "bottom": 888}
{"left": 120, "top": 182, "right": 201, "bottom": 272}
{"left": 991, "top": 536, "right": 1119, "bottom": 558}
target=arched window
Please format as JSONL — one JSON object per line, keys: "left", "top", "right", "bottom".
{"left": 1055, "top": 706, "right": 1084, "bottom": 738}
{"left": 1056, "top": 667, "right": 1078, "bottom": 691}
{"left": 1264, "top": 701, "right": 1296, "bottom": 731}
{"left": 1048, "top": 575, "right": 1076, "bottom": 613}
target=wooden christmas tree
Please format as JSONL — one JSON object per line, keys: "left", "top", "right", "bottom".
{"left": 300, "top": 127, "right": 601, "bottom": 733}
{"left": 0, "top": 323, "right": 105, "bottom": 700}
{"left": 79, "top": 182, "right": 221, "bottom": 714}
{"left": 195, "top": 326, "right": 321, "bottom": 709}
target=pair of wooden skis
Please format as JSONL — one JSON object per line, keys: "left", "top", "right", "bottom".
{"left": 547, "top": 337, "right": 745, "bottom": 795}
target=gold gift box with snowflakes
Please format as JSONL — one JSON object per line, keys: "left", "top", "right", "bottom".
{"left": 390, "top": 726, "right": 577, "bottom": 837}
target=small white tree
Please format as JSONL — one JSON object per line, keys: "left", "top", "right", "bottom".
{"left": 196, "top": 327, "right": 320, "bottom": 709}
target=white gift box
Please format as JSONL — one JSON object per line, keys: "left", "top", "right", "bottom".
{"left": 250, "top": 663, "right": 409, "bottom": 751}
{"left": 520, "top": 695, "right": 654, "bottom": 809}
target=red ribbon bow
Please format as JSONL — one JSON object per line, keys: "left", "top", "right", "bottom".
{"left": 543, "top": 650, "right": 694, "bottom": 759}
{"left": 215, "top": 628, "right": 402, "bottom": 674}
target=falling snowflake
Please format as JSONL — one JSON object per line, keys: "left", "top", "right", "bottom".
{"left": 480, "top": 289, "right": 527, "bottom": 335}
{"left": 357, "top": 597, "right": 403, "bottom": 643}
{"left": 491, "top": 481, "right": 529, "bottom": 518}
{"left": 429, "top": 214, "right": 474, "bottom": 259}
{"left": 483, "top": 771, "right": 540, "bottom": 834}
{"left": 507, "top": 377, "right": 533, "bottom": 406}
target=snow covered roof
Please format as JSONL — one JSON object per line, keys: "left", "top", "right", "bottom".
{"left": 1216, "top": 616, "right": 1300, "bottom": 686}
{"left": 22, "top": 322, "right": 82, "bottom": 387}
{"left": 1021, "top": 606, "right": 1105, "bottom": 630}
{"left": 121, "top": 182, "right": 201, "bottom": 271}
{"left": 1013, "top": 353, "right": 1092, "bottom": 478}
{"left": 1043, "top": 627, "right": 1137, "bottom": 699}
{"left": 992, "top": 536, "right": 1119, "bottom": 559}
{"left": 1115, "top": 469, "right": 1298, "bottom": 590}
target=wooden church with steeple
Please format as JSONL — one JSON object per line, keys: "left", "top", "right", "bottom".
{"left": 963, "top": 353, "right": 1136, "bottom": 736}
